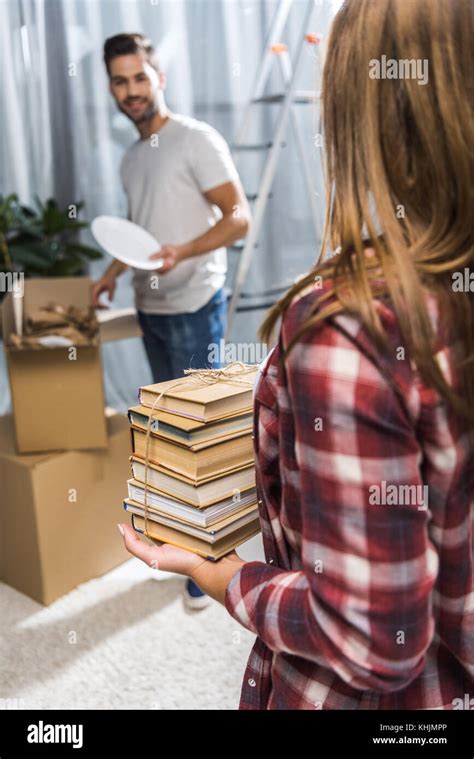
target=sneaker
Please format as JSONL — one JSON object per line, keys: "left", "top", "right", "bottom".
{"left": 183, "top": 578, "right": 211, "bottom": 610}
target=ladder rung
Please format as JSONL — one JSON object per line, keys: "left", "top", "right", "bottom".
{"left": 246, "top": 192, "right": 274, "bottom": 202}
{"left": 231, "top": 142, "right": 275, "bottom": 152}
{"left": 229, "top": 241, "right": 259, "bottom": 252}
{"left": 224, "top": 284, "right": 290, "bottom": 308}
{"left": 252, "top": 90, "right": 320, "bottom": 105}
{"left": 239, "top": 283, "right": 290, "bottom": 299}
{"left": 236, "top": 301, "right": 276, "bottom": 313}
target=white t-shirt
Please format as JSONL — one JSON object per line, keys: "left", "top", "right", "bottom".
{"left": 120, "top": 112, "right": 240, "bottom": 314}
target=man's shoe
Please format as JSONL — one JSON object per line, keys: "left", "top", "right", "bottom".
{"left": 183, "top": 578, "right": 211, "bottom": 610}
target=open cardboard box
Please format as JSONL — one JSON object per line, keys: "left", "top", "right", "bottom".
{"left": 1, "top": 277, "right": 143, "bottom": 454}
{"left": 0, "top": 298, "right": 142, "bottom": 343}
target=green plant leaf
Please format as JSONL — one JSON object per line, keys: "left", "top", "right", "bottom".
{"left": 2, "top": 196, "right": 97, "bottom": 276}
{"left": 65, "top": 243, "right": 103, "bottom": 260}
{"left": 42, "top": 204, "right": 67, "bottom": 236}
{"left": 9, "top": 244, "right": 52, "bottom": 270}
{"left": 13, "top": 220, "right": 44, "bottom": 239}
{"left": 19, "top": 204, "right": 37, "bottom": 218}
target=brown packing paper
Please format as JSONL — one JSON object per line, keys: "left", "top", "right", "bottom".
{"left": 26, "top": 308, "right": 69, "bottom": 330}
{"left": 0, "top": 303, "right": 143, "bottom": 344}
{"left": 9, "top": 326, "right": 95, "bottom": 349}
{"left": 8, "top": 301, "right": 99, "bottom": 349}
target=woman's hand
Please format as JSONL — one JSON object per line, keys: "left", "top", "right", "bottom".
{"left": 118, "top": 522, "right": 246, "bottom": 605}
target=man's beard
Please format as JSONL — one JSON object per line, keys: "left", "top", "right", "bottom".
{"left": 119, "top": 98, "right": 158, "bottom": 124}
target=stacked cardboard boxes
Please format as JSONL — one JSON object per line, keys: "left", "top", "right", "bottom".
{"left": 0, "top": 410, "right": 130, "bottom": 605}
{"left": 0, "top": 277, "right": 142, "bottom": 604}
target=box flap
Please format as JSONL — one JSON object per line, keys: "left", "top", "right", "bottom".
{"left": 97, "top": 307, "right": 142, "bottom": 342}
{"left": 0, "top": 415, "right": 57, "bottom": 465}
{"left": 0, "top": 410, "right": 128, "bottom": 466}
{"left": 23, "top": 276, "right": 92, "bottom": 314}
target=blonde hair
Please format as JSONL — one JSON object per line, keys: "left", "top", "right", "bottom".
{"left": 260, "top": 0, "right": 474, "bottom": 426}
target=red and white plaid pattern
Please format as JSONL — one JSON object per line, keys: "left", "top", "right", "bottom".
{"left": 225, "top": 285, "right": 473, "bottom": 709}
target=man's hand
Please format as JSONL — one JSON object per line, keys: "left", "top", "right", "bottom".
{"left": 149, "top": 243, "right": 190, "bottom": 274}
{"left": 91, "top": 273, "right": 117, "bottom": 308}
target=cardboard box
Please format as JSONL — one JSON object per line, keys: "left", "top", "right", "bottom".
{"left": 97, "top": 307, "right": 142, "bottom": 342}
{"left": 2, "top": 277, "right": 107, "bottom": 453}
{"left": 0, "top": 410, "right": 130, "bottom": 605}
{"left": 0, "top": 299, "right": 143, "bottom": 343}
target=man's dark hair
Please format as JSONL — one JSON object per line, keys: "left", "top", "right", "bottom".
{"left": 103, "top": 33, "right": 160, "bottom": 75}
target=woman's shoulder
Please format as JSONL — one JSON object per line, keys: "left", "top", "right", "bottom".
{"left": 279, "top": 274, "right": 418, "bottom": 405}
{"left": 281, "top": 269, "right": 444, "bottom": 355}
{"left": 279, "top": 274, "right": 359, "bottom": 348}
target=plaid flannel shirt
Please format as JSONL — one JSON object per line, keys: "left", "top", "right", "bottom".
{"left": 224, "top": 285, "right": 473, "bottom": 709}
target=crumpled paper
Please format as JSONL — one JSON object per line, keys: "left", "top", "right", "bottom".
{"left": 9, "top": 302, "right": 100, "bottom": 349}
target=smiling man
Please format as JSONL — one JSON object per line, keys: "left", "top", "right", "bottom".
{"left": 93, "top": 33, "right": 251, "bottom": 609}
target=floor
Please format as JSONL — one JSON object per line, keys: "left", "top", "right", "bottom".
{"left": 0, "top": 535, "right": 264, "bottom": 710}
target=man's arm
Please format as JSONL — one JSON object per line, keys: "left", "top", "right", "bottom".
{"left": 185, "top": 179, "right": 251, "bottom": 258}
{"left": 150, "top": 180, "right": 251, "bottom": 272}
{"left": 107, "top": 259, "right": 128, "bottom": 276}
{"left": 91, "top": 258, "right": 128, "bottom": 308}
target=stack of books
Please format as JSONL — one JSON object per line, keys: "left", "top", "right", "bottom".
{"left": 123, "top": 368, "right": 261, "bottom": 560}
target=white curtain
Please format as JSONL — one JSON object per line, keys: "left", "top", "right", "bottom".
{"left": 0, "top": 0, "right": 338, "bottom": 414}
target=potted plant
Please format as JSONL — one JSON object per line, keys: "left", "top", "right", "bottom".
{"left": 0, "top": 194, "right": 103, "bottom": 302}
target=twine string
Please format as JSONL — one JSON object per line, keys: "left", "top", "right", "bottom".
{"left": 141, "top": 362, "right": 257, "bottom": 539}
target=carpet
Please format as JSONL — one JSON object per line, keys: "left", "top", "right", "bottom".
{"left": 0, "top": 535, "right": 264, "bottom": 710}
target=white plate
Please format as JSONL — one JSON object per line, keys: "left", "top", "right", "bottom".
{"left": 91, "top": 215, "right": 163, "bottom": 270}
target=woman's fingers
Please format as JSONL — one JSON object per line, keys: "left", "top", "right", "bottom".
{"left": 118, "top": 521, "right": 214, "bottom": 579}
{"left": 118, "top": 522, "right": 162, "bottom": 569}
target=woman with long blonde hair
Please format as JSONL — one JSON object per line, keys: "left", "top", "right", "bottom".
{"left": 120, "top": 0, "right": 473, "bottom": 709}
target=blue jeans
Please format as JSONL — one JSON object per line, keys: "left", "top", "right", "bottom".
{"left": 137, "top": 288, "right": 227, "bottom": 383}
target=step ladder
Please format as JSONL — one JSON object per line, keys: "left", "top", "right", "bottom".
{"left": 227, "top": 0, "right": 324, "bottom": 331}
